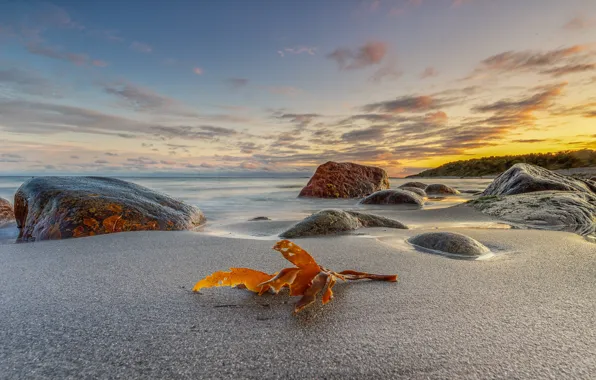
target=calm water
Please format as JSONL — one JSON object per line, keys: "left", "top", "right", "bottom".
{"left": 0, "top": 176, "right": 492, "bottom": 224}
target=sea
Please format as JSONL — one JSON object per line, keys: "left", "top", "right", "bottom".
{"left": 0, "top": 176, "right": 494, "bottom": 244}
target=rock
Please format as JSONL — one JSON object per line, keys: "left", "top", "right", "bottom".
{"left": 0, "top": 197, "right": 15, "bottom": 225}
{"left": 298, "top": 161, "right": 390, "bottom": 198}
{"left": 359, "top": 190, "right": 424, "bottom": 207}
{"left": 14, "top": 176, "right": 206, "bottom": 242}
{"left": 249, "top": 216, "right": 271, "bottom": 221}
{"left": 280, "top": 209, "right": 407, "bottom": 238}
{"left": 425, "top": 184, "right": 460, "bottom": 195}
{"left": 409, "top": 232, "right": 490, "bottom": 257}
{"left": 482, "top": 163, "right": 594, "bottom": 196}
{"left": 399, "top": 182, "right": 427, "bottom": 190}
{"left": 470, "top": 191, "right": 596, "bottom": 236}
{"left": 399, "top": 187, "right": 427, "bottom": 198}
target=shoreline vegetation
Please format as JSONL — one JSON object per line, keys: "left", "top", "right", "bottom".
{"left": 407, "top": 149, "right": 596, "bottom": 178}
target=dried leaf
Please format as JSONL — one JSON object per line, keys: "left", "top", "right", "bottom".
{"left": 192, "top": 268, "right": 273, "bottom": 293}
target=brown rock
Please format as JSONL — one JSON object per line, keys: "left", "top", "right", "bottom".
{"left": 425, "top": 184, "right": 460, "bottom": 195}
{"left": 299, "top": 161, "right": 390, "bottom": 198}
{"left": 398, "top": 182, "right": 427, "bottom": 190}
{"left": 0, "top": 197, "right": 15, "bottom": 225}
{"left": 14, "top": 176, "right": 206, "bottom": 242}
{"left": 359, "top": 190, "right": 424, "bottom": 207}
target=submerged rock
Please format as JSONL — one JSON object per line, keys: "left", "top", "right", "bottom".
{"left": 0, "top": 197, "right": 15, "bottom": 225}
{"left": 249, "top": 216, "right": 271, "bottom": 221}
{"left": 482, "top": 163, "right": 594, "bottom": 196}
{"left": 470, "top": 191, "right": 596, "bottom": 236}
{"left": 409, "top": 232, "right": 490, "bottom": 257}
{"left": 399, "top": 187, "right": 427, "bottom": 198}
{"left": 14, "top": 176, "right": 206, "bottom": 242}
{"left": 399, "top": 182, "right": 427, "bottom": 190}
{"left": 359, "top": 189, "right": 424, "bottom": 207}
{"left": 298, "top": 161, "right": 390, "bottom": 198}
{"left": 425, "top": 184, "right": 460, "bottom": 195}
{"left": 280, "top": 209, "right": 407, "bottom": 238}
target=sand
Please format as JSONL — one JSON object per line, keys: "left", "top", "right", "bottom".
{"left": 1, "top": 206, "right": 595, "bottom": 379}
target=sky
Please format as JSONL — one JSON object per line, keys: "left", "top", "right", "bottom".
{"left": 0, "top": 0, "right": 595, "bottom": 177}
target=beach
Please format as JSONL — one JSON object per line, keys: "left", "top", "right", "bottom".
{"left": 1, "top": 203, "right": 595, "bottom": 379}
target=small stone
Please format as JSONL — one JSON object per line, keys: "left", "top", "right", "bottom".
{"left": 409, "top": 232, "right": 490, "bottom": 256}
{"left": 359, "top": 189, "right": 424, "bottom": 207}
{"left": 425, "top": 184, "right": 460, "bottom": 195}
{"left": 249, "top": 216, "right": 271, "bottom": 221}
{"left": 280, "top": 209, "right": 407, "bottom": 238}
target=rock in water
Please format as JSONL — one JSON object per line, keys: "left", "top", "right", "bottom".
{"left": 359, "top": 189, "right": 424, "bottom": 207}
{"left": 470, "top": 191, "right": 596, "bottom": 236}
{"left": 398, "top": 182, "right": 427, "bottom": 190}
{"left": 14, "top": 176, "right": 206, "bottom": 242}
{"left": 409, "top": 232, "right": 490, "bottom": 257}
{"left": 482, "top": 163, "right": 594, "bottom": 196}
{"left": 0, "top": 197, "right": 15, "bottom": 225}
{"left": 280, "top": 209, "right": 407, "bottom": 238}
{"left": 425, "top": 184, "right": 460, "bottom": 195}
{"left": 399, "top": 187, "right": 427, "bottom": 198}
{"left": 298, "top": 161, "right": 389, "bottom": 198}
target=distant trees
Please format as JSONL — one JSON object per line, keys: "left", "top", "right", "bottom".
{"left": 408, "top": 149, "right": 596, "bottom": 177}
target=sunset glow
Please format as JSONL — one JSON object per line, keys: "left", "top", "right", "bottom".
{"left": 1, "top": 0, "right": 595, "bottom": 177}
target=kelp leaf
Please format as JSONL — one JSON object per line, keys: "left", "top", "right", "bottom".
{"left": 338, "top": 270, "right": 398, "bottom": 282}
{"left": 294, "top": 272, "right": 329, "bottom": 313}
{"left": 193, "top": 268, "right": 273, "bottom": 293}
{"left": 322, "top": 275, "right": 337, "bottom": 305}
{"left": 273, "top": 240, "right": 320, "bottom": 270}
{"left": 259, "top": 267, "right": 301, "bottom": 294}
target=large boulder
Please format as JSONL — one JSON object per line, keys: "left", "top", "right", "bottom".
{"left": 280, "top": 209, "right": 407, "bottom": 238}
{"left": 409, "top": 232, "right": 490, "bottom": 257}
{"left": 359, "top": 189, "right": 424, "bottom": 207}
{"left": 399, "top": 182, "right": 427, "bottom": 190}
{"left": 0, "top": 197, "right": 15, "bottom": 225}
{"left": 14, "top": 177, "right": 206, "bottom": 242}
{"left": 482, "top": 163, "right": 594, "bottom": 196}
{"left": 470, "top": 191, "right": 596, "bottom": 236}
{"left": 298, "top": 161, "right": 390, "bottom": 198}
{"left": 425, "top": 184, "right": 460, "bottom": 195}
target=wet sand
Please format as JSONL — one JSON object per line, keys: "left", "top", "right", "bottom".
{"left": 1, "top": 204, "right": 595, "bottom": 379}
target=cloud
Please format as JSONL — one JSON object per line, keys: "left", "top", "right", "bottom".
{"left": 0, "top": 153, "right": 25, "bottom": 163}
{"left": 104, "top": 152, "right": 118, "bottom": 156}
{"left": 370, "top": 61, "right": 402, "bottom": 82}
{"left": 274, "top": 112, "right": 321, "bottom": 127}
{"left": 33, "top": 3, "right": 84, "bottom": 30}
{"left": 226, "top": 78, "right": 249, "bottom": 88}
{"left": 540, "top": 64, "right": 596, "bottom": 77}
{"left": 0, "top": 67, "right": 58, "bottom": 97}
{"left": 279, "top": 46, "right": 317, "bottom": 56}
{"left": 103, "top": 82, "right": 196, "bottom": 116}
{"left": 94, "top": 159, "right": 109, "bottom": 164}
{"left": 341, "top": 125, "right": 389, "bottom": 142}
{"left": 472, "top": 82, "right": 566, "bottom": 116}
{"left": 361, "top": 95, "right": 447, "bottom": 113}
{"left": 193, "top": 67, "right": 203, "bottom": 75}
{"left": 564, "top": 16, "right": 596, "bottom": 31}
{"left": 130, "top": 41, "right": 152, "bottom": 53}
{"left": 420, "top": 67, "right": 439, "bottom": 79}
{"left": 152, "top": 125, "right": 237, "bottom": 141}
{"left": 466, "top": 45, "right": 591, "bottom": 79}
{"left": 238, "top": 142, "right": 262, "bottom": 154}
{"left": 327, "top": 41, "right": 388, "bottom": 70}
{"left": 25, "top": 43, "right": 106, "bottom": 67}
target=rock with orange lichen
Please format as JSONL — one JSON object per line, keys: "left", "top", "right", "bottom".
{"left": 298, "top": 161, "right": 390, "bottom": 198}
{"left": 14, "top": 176, "right": 206, "bottom": 242}
{"left": 0, "top": 197, "right": 15, "bottom": 226}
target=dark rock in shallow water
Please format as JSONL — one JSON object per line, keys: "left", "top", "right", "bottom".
{"left": 399, "top": 187, "right": 427, "bottom": 197}
{"left": 482, "top": 163, "right": 594, "bottom": 196}
{"left": 470, "top": 191, "right": 596, "bottom": 236}
{"left": 409, "top": 232, "right": 490, "bottom": 257}
{"left": 280, "top": 209, "right": 407, "bottom": 238}
{"left": 14, "top": 176, "right": 206, "bottom": 242}
{"left": 425, "top": 184, "right": 460, "bottom": 195}
{"left": 298, "top": 161, "right": 390, "bottom": 198}
{"left": 0, "top": 197, "right": 15, "bottom": 225}
{"left": 249, "top": 216, "right": 271, "bottom": 221}
{"left": 399, "top": 182, "right": 427, "bottom": 190}
{"left": 359, "top": 189, "right": 424, "bottom": 207}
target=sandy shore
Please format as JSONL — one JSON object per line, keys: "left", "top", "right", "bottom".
{"left": 1, "top": 206, "right": 595, "bottom": 379}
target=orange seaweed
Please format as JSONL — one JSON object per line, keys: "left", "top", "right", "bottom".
{"left": 193, "top": 239, "right": 398, "bottom": 314}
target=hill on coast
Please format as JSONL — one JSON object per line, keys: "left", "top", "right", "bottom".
{"left": 408, "top": 149, "right": 596, "bottom": 178}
